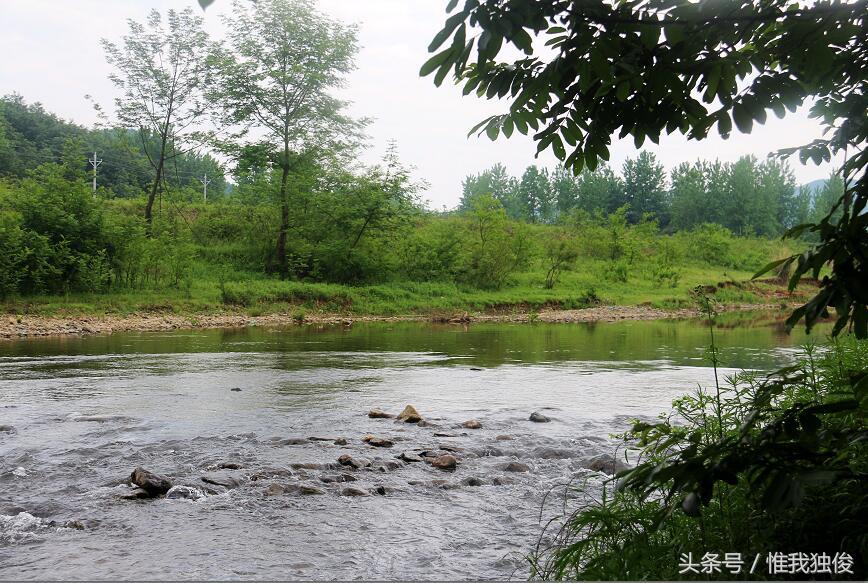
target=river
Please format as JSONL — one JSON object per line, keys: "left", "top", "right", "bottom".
{"left": 0, "top": 315, "right": 828, "bottom": 580}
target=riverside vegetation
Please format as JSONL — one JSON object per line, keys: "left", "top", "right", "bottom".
{"left": 0, "top": 93, "right": 837, "bottom": 320}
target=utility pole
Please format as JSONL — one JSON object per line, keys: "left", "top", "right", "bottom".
{"left": 199, "top": 173, "right": 212, "bottom": 202}
{"left": 88, "top": 151, "right": 103, "bottom": 195}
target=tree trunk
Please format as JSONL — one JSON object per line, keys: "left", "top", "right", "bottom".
{"left": 144, "top": 157, "right": 165, "bottom": 235}
{"left": 276, "top": 153, "right": 291, "bottom": 279}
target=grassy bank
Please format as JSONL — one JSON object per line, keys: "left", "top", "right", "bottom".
{"left": 0, "top": 259, "right": 810, "bottom": 320}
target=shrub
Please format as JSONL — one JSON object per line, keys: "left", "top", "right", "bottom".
{"left": 533, "top": 325, "right": 867, "bottom": 580}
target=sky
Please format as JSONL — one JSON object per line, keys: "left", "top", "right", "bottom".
{"left": 0, "top": 0, "right": 838, "bottom": 209}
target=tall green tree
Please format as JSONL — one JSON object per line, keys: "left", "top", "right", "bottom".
{"left": 517, "top": 164, "right": 552, "bottom": 223}
{"left": 575, "top": 165, "right": 624, "bottom": 215}
{"left": 622, "top": 151, "right": 667, "bottom": 225}
{"left": 213, "top": 0, "right": 363, "bottom": 278}
{"left": 424, "top": 0, "right": 867, "bottom": 336}
{"left": 101, "top": 8, "right": 211, "bottom": 229}
{"left": 459, "top": 163, "right": 518, "bottom": 217}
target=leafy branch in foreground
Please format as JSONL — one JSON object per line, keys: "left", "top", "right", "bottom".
{"left": 533, "top": 335, "right": 868, "bottom": 580}
{"left": 424, "top": 0, "right": 867, "bottom": 338}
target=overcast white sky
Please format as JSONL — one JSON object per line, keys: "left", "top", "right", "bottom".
{"left": 1, "top": 0, "right": 837, "bottom": 208}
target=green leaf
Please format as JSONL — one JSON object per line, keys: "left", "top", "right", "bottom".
{"left": 419, "top": 48, "right": 454, "bottom": 77}
{"left": 732, "top": 103, "right": 753, "bottom": 133}
{"left": 428, "top": 13, "right": 465, "bottom": 53}
{"left": 485, "top": 121, "right": 500, "bottom": 140}
{"left": 615, "top": 80, "right": 630, "bottom": 101}
{"left": 502, "top": 116, "right": 515, "bottom": 138}
{"left": 752, "top": 257, "right": 792, "bottom": 279}
{"left": 717, "top": 113, "right": 732, "bottom": 136}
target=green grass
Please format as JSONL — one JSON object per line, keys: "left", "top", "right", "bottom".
{"left": 0, "top": 258, "right": 806, "bottom": 318}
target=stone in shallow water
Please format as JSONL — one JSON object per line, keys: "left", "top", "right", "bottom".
{"left": 121, "top": 487, "right": 152, "bottom": 500}
{"left": 495, "top": 435, "right": 514, "bottom": 441}
{"left": 430, "top": 454, "right": 457, "bottom": 470}
{"left": 337, "top": 455, "right": 371, "bottom": 470}
{"left": 397, "top": 405, "right": 422, "bottom": 423}
{"left": 201, "top": 472, "right": 243, "bottom": 489}
{"left": 503, "top": 462, "right": 530, "bottom": 473}
{"left": 319, "top": 473, "right": 357, "bottom": 484}
{"left": 461, "top": 476, "right": 487, "bottom": 487}
{"left": 130, "top": 468, "right": 172, "bottom": 496}
{"left": 462, "top": 419, "right": 482, "bottom": 429}
{"left": 529, "top": 412, "right": 551, "bottom": 423}
{"left": 583, "top": 453, "right": 629, "bottom": 475}
{"left": 281, "top": 438, "right": 309, "bottom": 446}
{"left": 362, "top": 435, "right": 394, "bottom": 448}
{"left": 0, "top": 425, "right": 15, "bottom": 433}
{"left": 333, "top": 438, "right": 348, "bottom": 446}
{"left": 340, "top": 487, "right": 370, "bottom": 497}
{"left": 371, "top": 459, "right": 402, "bottom": 472}
{"left": 492, "top": 476, "right": 516, "bottom": 486}
{"left": 282, "top": 484, "right": 326, "bottom": 496}
{"left": 397, "top": 452, "right": 423, "bottom": 463}
{"left": 263, "top": 483, "right": 285, "bottom": 497}
{"left": 218, "top": 461, "right": 242, "bottom": 470}
{"left": 368, "top": 408, "right": 393, "bottom": 419}
{"left": 166, "top": 485, "right": 206, "bottom": 501}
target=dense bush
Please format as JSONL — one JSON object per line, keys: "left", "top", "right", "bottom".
{"left": 533, "top": 324, "right": 867, "bottom": 580}
{"left": 0, "top": 164, "right": 112, "bottom": 294}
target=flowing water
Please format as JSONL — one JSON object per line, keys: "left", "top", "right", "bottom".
{"left": 0, "top": 315, "right": 829, "bottom": 580}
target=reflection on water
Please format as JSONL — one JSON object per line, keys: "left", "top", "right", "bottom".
{"left": 0, "top": 317, "right": 829, "bottom": 580}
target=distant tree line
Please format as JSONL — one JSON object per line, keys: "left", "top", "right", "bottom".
{"left": 0, "top": 94, "right": 227, "bottom": 200}
{"left": 460, "top": 151, "right": 842, "bottom": 238}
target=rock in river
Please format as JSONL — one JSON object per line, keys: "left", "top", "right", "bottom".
{"left": 166, "top": 485, "right": 206, "bottom": 501}
{"left": 130, "top": 467, "right": 172, "bottom": 497}
{"left": 368, "top": 408, "right": 393, "bottom": 419}
{"left": 337, "top": 454, "right": 371, "bottom": 470}
{"left": 362, "top": 435, "right": 394, "bottom": 448}
{"left": 502, "top": 462, "right": 530, "bottom": 473}
{"left": 319, "top": 473, "right": 357, "bottom": 484}
{"left": 201, "top": 472, "right": 244, "bottom": 489}
{"left": 340, "top": 487, "right": 370, "bottom": 497}
{"left": 0, "top": 425, "right": 15, "bottom": 433}
{"left": 397, "top": 404, "right": 422, "bottom": 423}
{"left": 121, "top": 487, "right": 152, "bottom": 500}
{"left": 584, "top": 453, "right": 629, "bottom": 475}
{"left": 430, "top": 454, "right": 457, "bottom": 470}
{"left": 529, "top": 412, "right": 551, "bottom": 423}
{"left": 371, "top": 459, "right": 402, "bottom": 472}
{"left": 397, "top": 452, "right": 424, "bottom": 463}
{"left": 462, "top": 419, "right": 482, "bottom": 429}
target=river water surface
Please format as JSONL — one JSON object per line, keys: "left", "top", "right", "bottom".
{"left": 0, "top": 316, "right": 828, "bottom": 580}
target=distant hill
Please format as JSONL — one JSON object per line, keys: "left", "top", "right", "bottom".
{"left": 798, "top": 178, "right": 827, "bottom": 195}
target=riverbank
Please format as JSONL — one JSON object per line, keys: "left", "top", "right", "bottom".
{"left": 0, "top": 301, "right": 790, "bottom": 339}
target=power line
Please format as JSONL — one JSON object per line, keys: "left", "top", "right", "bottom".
{"left": 199, "top": 173, "right": 211, "bottom": 202}
{"left": 88, "top": 151, "right": 102, "bottom": 194}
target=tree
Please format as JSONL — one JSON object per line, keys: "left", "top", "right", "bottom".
{"left": 423, "top": 0, "right": 867, "bottom": 337}
{"left": 575, "top": 165, "right": 624, "bottom": 215}
{"left": 622, "top": 152, "right": 667, "bottom": 225}
{"left": 517, "top": 164, "right": 552, "bottom": 223}
{"left": 459, "top": 163, "right": 519, "bottom": 216}
{"left": 213, "top": 0, "right": 363, "bottom": 278}
{"left": 101, "top": 8, "right": 211, "bottom": 230}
